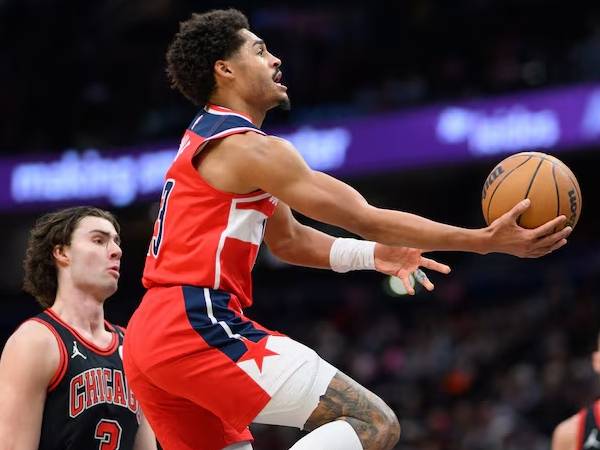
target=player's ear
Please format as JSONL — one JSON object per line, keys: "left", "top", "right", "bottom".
{"left": 592, "top": 351, "right": 600, "bottom": 374}
{"left": 214, "top": 60, "right": 235, "bottom": 82}
{"left": 53, "top": 244, "right": 70, "bottom": 267}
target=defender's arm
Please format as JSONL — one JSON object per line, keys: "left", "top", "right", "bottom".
{"left": 0, "top": 321, "right": 59, "bottom": 450}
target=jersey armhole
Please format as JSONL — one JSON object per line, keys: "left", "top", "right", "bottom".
{"left": 114, "top": 324, "right": 126, "bottom": 339}
{"left": 576, "top": 408, "right": 587, "bottom": 449}
{"left": 28, "top": 318, "right": 68, "bottom": 392}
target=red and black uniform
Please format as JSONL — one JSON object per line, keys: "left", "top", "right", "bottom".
{"left": 32, "top": 309, "right": 139, "bottom": 450}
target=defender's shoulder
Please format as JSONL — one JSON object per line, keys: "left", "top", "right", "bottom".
{"left": 551, "top": 413, "right": 580, "bottom": 450}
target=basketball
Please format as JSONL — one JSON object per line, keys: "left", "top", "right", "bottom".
{"left": 481, "top": 152, "right": 582, "bottom": 229}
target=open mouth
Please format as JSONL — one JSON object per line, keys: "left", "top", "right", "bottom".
{"left": 273, "top": 71, "right": 287, "bottom": 89}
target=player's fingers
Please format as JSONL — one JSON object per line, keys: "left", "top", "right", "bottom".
{"left": 413, "top": 269, "right": 434, "bottom": 291}
{"left": 536, "top": 238, "right": 569, "bottom": 256}
{"left": 508, "top": 199, "right": 531, "bottom": 220}
{"left": 400, "top": 275, "right": 415, "bottom": 295}
{"left": 534, "top": 226, "right": 572, "bottom": 248}
{"left": 420, "top": 257, "right": 451, "bottom": 274}
{"left": 531, "top": 216, "right": 568, "bottom": 238}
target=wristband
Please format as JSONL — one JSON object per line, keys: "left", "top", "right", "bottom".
{"left": 329, "top": 238, "right": 376, "bottom": 273}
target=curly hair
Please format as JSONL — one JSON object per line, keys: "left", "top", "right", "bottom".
{"left": 23, "top": 206, "right": 120, "bottom": 309}
{"left": 166, "top": 9, "right": 250, "bottom": 106}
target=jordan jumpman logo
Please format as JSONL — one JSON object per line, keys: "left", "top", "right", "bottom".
{"left": 71, "top": 341, "right": 87, "bottom": 360}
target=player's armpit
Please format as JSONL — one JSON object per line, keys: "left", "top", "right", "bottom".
{"left": 0, "top": 321, "right": 59, "bottom": 449}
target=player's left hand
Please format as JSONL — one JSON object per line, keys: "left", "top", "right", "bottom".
{"left": 374, "top": 244, "right": 451, "bottom": 295}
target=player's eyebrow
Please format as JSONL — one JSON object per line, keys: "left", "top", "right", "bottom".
{"left": 253, "top": 39, "right": 265, "bottom": 47}
{"left": 89, "top": 230, "right": 121, "bottom": 246}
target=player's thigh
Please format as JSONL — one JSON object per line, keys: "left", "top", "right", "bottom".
{"left": 128, "top": 365, "right": 252, "bottom": 450}
{"left": 252, "top": 336, "right": 337, "bottom": 429}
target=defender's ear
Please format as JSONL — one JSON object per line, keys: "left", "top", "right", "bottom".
{"left": 53, "top": 245, "right": 69, "bottom": 268}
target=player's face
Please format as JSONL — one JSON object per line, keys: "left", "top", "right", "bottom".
{"left": 62, "top": 216, "right": 122, "bottom": 301}
{"left": 231, "top": 29, "right": 290, "bottom": 111}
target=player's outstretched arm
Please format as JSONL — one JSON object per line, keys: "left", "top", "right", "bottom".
{"left": 264, "top": 202, "right": 451, "bottom": 294}
{"left": 230, "top": 134, "right": 570, "bottom": 257}
{"left": 0, "top": 321, "right": 58, "bottom": 450}
{"left": 551, "top": 414, "right": 578, "bottom": 450}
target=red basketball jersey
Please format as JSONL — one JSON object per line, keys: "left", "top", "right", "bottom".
{"left": 142, "top": 104, "right": 278, "bottom": 308}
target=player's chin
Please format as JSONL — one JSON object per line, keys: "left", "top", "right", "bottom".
{"left": 103, "top": 280, "right": 119, "bottom": 298}
{"left": 276, "top": 93, "right": 291, "bottom": 111}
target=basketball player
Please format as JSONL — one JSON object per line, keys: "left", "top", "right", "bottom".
{"left": 552, "top": 333, "right": 600, "bottom": 450}
{"left": 0, "top": 207, "right": 156, "bottom": 450}
{"left": 123, "top": 9, "right": 572, "bottom": 450}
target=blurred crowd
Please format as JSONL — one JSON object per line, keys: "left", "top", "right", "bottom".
{"left": 2, "top": 0, "right": 600, "bottom": 152}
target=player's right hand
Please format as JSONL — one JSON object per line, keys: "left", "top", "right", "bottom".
{"left": 485, "top": 199, "right": 572, "bottom": 258}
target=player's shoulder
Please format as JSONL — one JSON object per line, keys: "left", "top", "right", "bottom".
{"left": 551, "top": 412, "right": 580, "bottom": 450}
{"left": 4, "top": 318, "right": 58, "bottom": 356}
{"left": 221, "top": 132, "right": 295, "bottom": 158}
{"left": 0, "top": 319, "right": 61, "bottom": 383}
{"left": 5, "top": 319, "right": 59, "bottom": 351}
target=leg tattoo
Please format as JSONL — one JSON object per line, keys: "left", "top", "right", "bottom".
{"left": 303, "top": 371, "right": 400, "bottom": 450}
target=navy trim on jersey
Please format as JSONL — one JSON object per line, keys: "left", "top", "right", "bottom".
{"left": 182, "top": 286, "right": 267, "bottom": 361}
{"left": 188, "top": 112, "right": 260, "bottom": 139}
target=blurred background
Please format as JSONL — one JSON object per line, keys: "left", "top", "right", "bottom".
{"left": 1, "top": 0, "right": 600, "bottom": 449}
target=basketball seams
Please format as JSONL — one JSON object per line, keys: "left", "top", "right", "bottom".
{"left": 517, "top": 158, "right": 544, "bottom": 226}
{"left": 484, "top": 152, "right": 580, "bottom": 229}
{"left": 485, "top": 155, "right": 532, "bottom": 224}
{"left": 551, "top": 163, "right": 560, "bottom": 233}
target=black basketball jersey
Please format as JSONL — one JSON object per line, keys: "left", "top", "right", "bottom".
{"left": 579, "top": 399, "right": 600, "bottom": 450}
{"left": 32, "top": 309, "right": 140, "bottom": 450}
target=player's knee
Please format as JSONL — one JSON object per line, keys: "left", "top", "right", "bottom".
{"left": 372, "top": 402, "right": 400, "bottom": 449}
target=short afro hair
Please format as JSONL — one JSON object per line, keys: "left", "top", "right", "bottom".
{"left": 166, "top": 9, "right": 250, "bottom": 106}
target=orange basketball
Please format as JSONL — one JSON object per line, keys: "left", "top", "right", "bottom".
{"left": 481, "top": 152, "right": 582, "bottom": 229}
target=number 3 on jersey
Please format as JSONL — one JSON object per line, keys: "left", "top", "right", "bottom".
{"left": 95, "top": 419, "right": 122, "bottom": 450}
{"left": 150, "top": 179, "right": 175, "bottom": 258}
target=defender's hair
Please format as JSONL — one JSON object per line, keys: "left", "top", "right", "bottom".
{"left": 23, "top": 206, "right": 120, "bottom": 308}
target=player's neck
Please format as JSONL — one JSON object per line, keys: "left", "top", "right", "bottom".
{"left": 51, "top": 289, "right": 107, "bottom": 339}
{"left": 208, "top": 95, "right": 265, "bottom": 128}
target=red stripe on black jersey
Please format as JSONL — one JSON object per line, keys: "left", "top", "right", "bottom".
{"left": 28, "top": 317, "right": 68, "bottom": 392}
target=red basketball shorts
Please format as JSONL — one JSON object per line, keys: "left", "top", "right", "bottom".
{"left": 123, "top": 285, "right": 311, "bottom": 450}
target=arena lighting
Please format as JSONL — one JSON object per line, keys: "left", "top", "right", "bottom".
{"left": 385, "top": 275, "right": 416, "bottom": 297}
{"left": 3, "top": 83, "right": 600, "bottom": 211}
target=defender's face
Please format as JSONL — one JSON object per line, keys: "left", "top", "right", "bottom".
{"left": 62, "top": 216, "right": 122, "bottom": 301}
{"left": 231, "top": 29, "right": 289, "bottom": 110}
